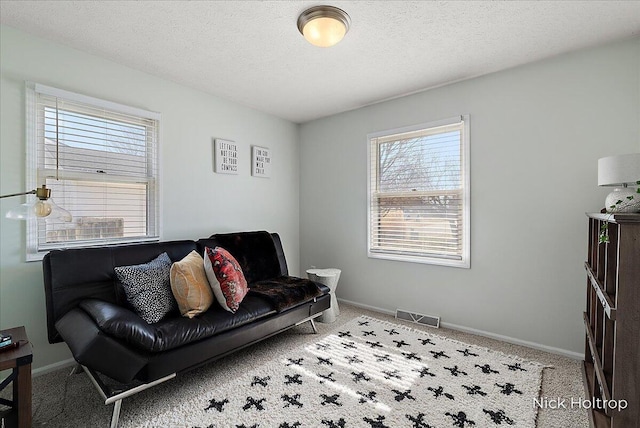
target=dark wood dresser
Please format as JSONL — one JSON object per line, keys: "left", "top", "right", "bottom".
{"left": 583, "top": 213, "right": 640, "bottom": 428}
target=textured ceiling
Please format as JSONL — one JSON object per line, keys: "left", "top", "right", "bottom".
{"left": 1, "top": 1, "right": 639, "bottom": 123}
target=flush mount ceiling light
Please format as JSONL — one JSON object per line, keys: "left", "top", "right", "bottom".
{"left": 297, "top": 5, "right": 351, "bottom": 47}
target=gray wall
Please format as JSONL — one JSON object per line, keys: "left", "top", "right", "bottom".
{"left": 299, "top": 37, "right": 640, "bottom": 357}
{"left": 0, "top": 25, "right": 300, "bottom": 371}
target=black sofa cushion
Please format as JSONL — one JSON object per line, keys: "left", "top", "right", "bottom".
{"left": 80, "top": 294, "right": 277, "bottom": 353}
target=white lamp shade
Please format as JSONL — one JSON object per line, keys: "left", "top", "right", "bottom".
{"left": 598, "top": 153, "right": 640, "bottom": 186}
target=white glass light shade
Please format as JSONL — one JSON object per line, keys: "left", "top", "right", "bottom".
{"left": 5, "top": 202, "right": 35, "bottom": 220}
{"left": 302, "top": 17, "right": 347, "bottom": 47}
{"left": 5, "top": 197, "right": 72, "bottom": 221}
{"left": 297, "top": 6, "right": 351, "bottom": 48}
{"left": 48, "top": 198, "right": 73, "bottom": 222}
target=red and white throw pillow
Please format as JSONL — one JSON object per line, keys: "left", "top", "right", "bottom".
{"left": 203, "top": 246, "right": 249, "bottom": 313}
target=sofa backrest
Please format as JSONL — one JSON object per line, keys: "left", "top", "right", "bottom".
{"left": 43, "top": 240, "right": 197, "bottom": 343}
{"left": 196, "top": 231, "right": 288, "bottom": 284}
{"left": 42, "top": 231, "right": 289, "bottom": 344}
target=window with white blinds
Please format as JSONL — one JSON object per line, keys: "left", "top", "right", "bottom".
{"left": 367, "top": 116, "right": 470, "bottom": 268}
{"left": 26, "top": 83, "right": 161, "bottom": 259}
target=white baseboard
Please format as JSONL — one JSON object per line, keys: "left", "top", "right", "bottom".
{"left": 339, "top": 298, "right": 397, "bottom": 316}
{"left": 338, "top": 298, "right": 583, "bottom": 361}
{"left": 438, "top": 321, "right": 583, "bottom": 360}
{"left": 32, "top": 357, "right": 76, "bottom": 377}
{"left": 28, "top": 299, "right": 580, "bottom": 378}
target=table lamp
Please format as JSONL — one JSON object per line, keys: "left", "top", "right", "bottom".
{"left": 598, "top": 153, "right": 640, "bottom": 213}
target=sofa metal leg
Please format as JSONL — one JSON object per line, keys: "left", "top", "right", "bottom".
{"left": 295, "top": 314, "right": 321, "bottom": 333}
{"left": 81, "top": 365, "right": 176, "bottom": 428}
{"left": 110, "top": 399, "right": 122, "bottom": 428}
{"left": 69, "top": 363, "right": 83, "bottom": 375}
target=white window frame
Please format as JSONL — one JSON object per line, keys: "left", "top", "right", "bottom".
{"left": 25, "top": 83, "right": 162, "bottom": 261}
{"left": 367, "top": 115, "right": 470, "bottom": 268}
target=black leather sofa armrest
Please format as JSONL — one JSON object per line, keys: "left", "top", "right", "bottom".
{"left": 312, "top": 283, "right": 331, "bottom": 295}
{"left": 55, "top": 306, "right": 149, "bottom": 383}
{"left": 270, "top": 233, "right": 289, "bottom": 276}
{"left": 79, "top": 299, "right": 158, "bottom": 351}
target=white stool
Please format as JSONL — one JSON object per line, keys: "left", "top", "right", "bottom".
{"left": 306, "top": 268, "right": 341, "bottom": 323}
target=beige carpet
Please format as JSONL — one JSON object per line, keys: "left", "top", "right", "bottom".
{"left": 26, "top": 303, "right": 588, "bottom": 427}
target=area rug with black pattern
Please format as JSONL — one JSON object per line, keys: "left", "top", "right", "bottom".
{"left": 145, "top": 316, "right": 545, "bottom": 428}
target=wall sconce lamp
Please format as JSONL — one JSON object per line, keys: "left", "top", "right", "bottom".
{"left": 297, "top": 5, "right": 351, "bottom": 47}
{"left": 598, "top": 153, "right": 640, "bottom": 213}
{"left": 1, "top": 184, "right": 72, "bottom": 221}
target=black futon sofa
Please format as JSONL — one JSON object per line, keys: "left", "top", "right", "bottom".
{"left": 43, "top": 231, "right": 330, "bottom": 427}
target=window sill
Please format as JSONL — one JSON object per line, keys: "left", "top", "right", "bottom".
{"left": 367, "top": 251, "right": 470, "bottom": 269}
{"left": 26, "top": 237, "right": 161, "bottom": 262}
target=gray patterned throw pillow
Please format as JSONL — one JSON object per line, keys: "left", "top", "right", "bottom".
{"left": 114, "top": 252, "right": 177, "bottom": 323}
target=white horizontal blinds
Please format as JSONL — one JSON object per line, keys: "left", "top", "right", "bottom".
{"left": 34, "top": 87, "right": 160, "bottom": 249}
{"left": 370, "top": 121, "right": 464, "bottom": 260}
{"left": 41, "top": 179, "right": 149, "bottom": 247}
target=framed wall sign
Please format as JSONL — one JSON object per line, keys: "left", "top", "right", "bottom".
{"left": 252, "top": 146, "right": 272, "bottom": 178}
{"left": 214, "top": 138, "right": 238, "bottom": 174}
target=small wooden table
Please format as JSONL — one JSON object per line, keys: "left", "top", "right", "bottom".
{"left": 0, "top": 326, "right": 33, "bottom": 428}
